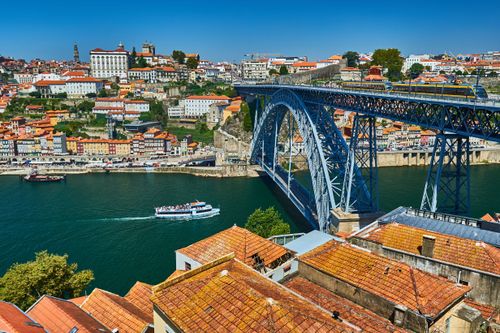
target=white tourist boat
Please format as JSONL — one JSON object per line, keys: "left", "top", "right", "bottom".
{"left": 155, "top": 201, "right": 220, "bottom": 220}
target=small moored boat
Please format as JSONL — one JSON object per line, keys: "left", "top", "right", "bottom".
{"left": 22, "top": 170, "right": 66, "bottom": 183}
{"left": 155, "top": 201, "right": 220, "bottom": 220}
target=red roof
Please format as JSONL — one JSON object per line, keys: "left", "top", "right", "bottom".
{"left": 34, "top": 80, "right": 66, "bottom": 86}
{"left": 66, "top": 77, "right": 101, "bottom": 83}
{"left": 300, "top": 240, "right": 470, "bottom": 318}
{"left": 27, "top": 296, "right": 110, "bottom": 333}
{"left": 0, "top": 301, "right": 46, "bottom": 333}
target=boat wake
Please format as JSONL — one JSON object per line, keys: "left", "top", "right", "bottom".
{"left": 93, "top": 216, "right": 157, "bottom": 222}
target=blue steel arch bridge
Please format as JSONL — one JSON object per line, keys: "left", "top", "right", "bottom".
{"left": 235, "top": 84, "right": 500, "bottom": 232}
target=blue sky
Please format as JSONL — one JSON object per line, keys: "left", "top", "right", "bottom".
{"left": 1, "top": 0, "right": 499, "bottom": 62}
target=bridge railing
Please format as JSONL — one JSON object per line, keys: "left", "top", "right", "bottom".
{"left": 242, "top": 83, "right": 500, "bottom": 107}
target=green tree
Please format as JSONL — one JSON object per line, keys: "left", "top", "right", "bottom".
{"left": 172, "top": 50, "right": 186, "bottom": 64}
{"left": 98, "top": 89, "right": 108, "bottom": 97}
{"left": 245, "top": 207, "right": 290, "bottom": 238}
{"left": 29, "top": 91, "right": 41, "bottom": 98}
{"left": 131, "top": 47, "right": 137, "bottom": 67}
{"left": 279, "top": 65, "right": 289, "bottom": 75}
{"left": 241, "top": 101, "right": 252, "bottom": 132}
{"left": 408, "top": 63, "right": 425, "bottom": 78}
{"left": 137, "top": 56, "right": 148, "bottom": 68}
{"left": 186, "top": 57, "right": 199, "bottom": 69}
{"left": 342, "top": 51, "right": 359, "bottom": 67}
{"left": 269, "top": 69, "right": 279, "bottom": 76}
{"left": 487, "top": 71, "right": 497, "bottom": 77}
{"left": 77, "top": 100, "right": 95, "bottom": 112}
{"left": 371, "top": 48, "right": 403, "bottom": 81}
{"left": 0, "top": 251, "right": 93, "bottom": 310}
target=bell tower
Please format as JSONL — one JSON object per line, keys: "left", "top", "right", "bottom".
{"left": 73, "top": 43, "right": 80, "bottom": 63}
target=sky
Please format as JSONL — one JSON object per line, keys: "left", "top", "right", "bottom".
{"left": 1, "top": 0, "right": 499, "bottom": 62}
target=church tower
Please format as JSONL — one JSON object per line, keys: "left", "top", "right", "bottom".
{"left": 73, "top": 43, "right": 80, "bottom": 63}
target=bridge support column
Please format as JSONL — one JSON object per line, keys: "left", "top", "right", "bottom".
{"left": 421, "top": 133, "right": 470, "bottom": 215}
{"left": 340, "top": 115, "right": 378, "bottom": 213}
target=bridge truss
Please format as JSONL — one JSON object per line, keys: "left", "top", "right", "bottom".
{"left": 238, "top": 85, "right": 500, "bottom": 230}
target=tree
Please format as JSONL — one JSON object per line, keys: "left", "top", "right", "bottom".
{"left": 137, "top": 56, "right": 148, "bottom": 68}
{"left": 279, "top": 65, "right": 289, "bottom": 75}
{"left": 85, "top": 93, "right": 97, "bottom": 98}
{"left": 408, "top": 63, "right": 424, "bottom": 78}
{"left": 245, "top": 207, "right": 290, "bottom": 238}
{"left": 131, "top": 47, "right": 137, "bottom": 67}
{"left": 29, "top": 91, "right": 41, "bottom": 98}
{"left": 241, "top": 101, "right": 252, "bottom": 132}
{"left": 0, "top": 251, "right": 93, "bottom": 310}
{"left": 98, "top": 89, "right": 108, "bottom": 97}
{"left": 269, "top": 69, "right": 279, "bottom": 76}
{"left": 487, "top": 71, "right": 497, "bottom": 77}
{"left": 371, "top": 48, "right": 404, "bottom": 81}
{"left": 77, "top": 100, "right": 95, "bottom": 112}
{"left": 172, "top": 50, "right": 186, "bottom": 64}
{"left": 343, "top": 51, "right": 359, "bottom": 67}
{"left": 186, "top": 57, "right": 199, "bottom": 70}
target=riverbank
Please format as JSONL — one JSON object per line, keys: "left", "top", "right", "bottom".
{"left": 0, "top": 164, "right": 262, "bottom": 178}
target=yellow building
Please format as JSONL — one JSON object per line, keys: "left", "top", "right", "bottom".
{"left": 109, "top": 140, "right": 131, "bottom": 155}
{"left": 66, "top": 137, "right": 79, "bottom": 154}
{"left": 80, "top": 139, "right": 109, "bottom": 155}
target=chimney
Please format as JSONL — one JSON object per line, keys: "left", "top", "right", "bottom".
{"left": 422, "top": 235, "right": 436, "bottom": 258}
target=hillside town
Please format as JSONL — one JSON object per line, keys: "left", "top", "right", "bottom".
{"left": 0, "top": 43, "right": 498, "bottom": 167}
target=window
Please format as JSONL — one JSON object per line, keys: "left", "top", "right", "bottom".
{"left": 185, "top": 262, "right": 191, "bottom": 270}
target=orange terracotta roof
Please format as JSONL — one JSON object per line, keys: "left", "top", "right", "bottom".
{"left": 284, "top": 277, "right": 408, "bottom": 333}
{"left": 177, "top": 225, "right": 292, "bottom": 269}
{"left": 95, "top": 98, "right": 124, "bottom": 102}
{"left": 124, "top": 100, "right": 148, "bottom": 104}
{"left": 481, "top": 213, "right": 498, "bottom": 223}
{"left": 292, "top": 61, "right": 317, "bottom": 67}
{"left": 66, "top": 77, "right": 101, "bottom": 83}
{"left": 0, "top": 301, "right": 46, "bottom": 333}
{"left": 152, "top": 256, "right": 357, "bottom": 333}
{"left": 81, "top": 288, "right": 152, "bottom": 333}
{"left": 352, "top": 222, "right": 500, "bottom": 275}
{"left": 166, "top": 270, "right": 186, "bottom": 281}
{"left": 299, "top": 240, "right": 470, "bottom": 317}
{"left": 34, "top": 80, "right": 66, "bottom": 86}
{"left": 463, "top": 298, "right": 500, "bottom": 322}
{"left": 124, "top": 282, "right": 153, "bottom": 316}
{"left": 28, "top": 295, "right": 110, "bottom": 333}
{"left": 69, "top": 296, "right": 87, "bottom": 306}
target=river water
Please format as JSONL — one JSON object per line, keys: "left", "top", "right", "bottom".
{"left": 0, "top": 165, "right": 498, "bottom": 294}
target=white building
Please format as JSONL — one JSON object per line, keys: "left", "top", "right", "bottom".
{"left": 127, "top": 66, "right": 178, "bottom": 83}
{"left": 403, "top": 54, "right": 431, "bottom": 72}
{"left": 33, "top": 80, "right": 66, "bottom": 98}
{"left": 65, "top": 77, "right": 103, "bottom": 98}
{"left": 124, "top": 100, "right": 149, "bottom": 113}
{"left": 90, "top": 43, "right": 129, "bottom": 79}
{"left": 168, "top": 100, "right": 185, "bottom": 119}
{"left": 13, "top": 73, "right": 33, "bottom": 84}
{"left": 184, "top": 95, "right": 231, "bottom": 118}
{"left": 32, "top": 72, "right": 61, "bottom": 83}
{"left": 242, "top": 59, "right": 269, "bottom": 81}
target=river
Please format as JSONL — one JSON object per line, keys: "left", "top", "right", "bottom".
{"left": 0, "top": 165, "right": 498, "bottom": 294}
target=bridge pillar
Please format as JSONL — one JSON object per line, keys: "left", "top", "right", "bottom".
{"left": 340, "top": 114, "right": 378, "bottom": 213}
{"left": 421, "top": 133, "right": 470, "bottom": 215}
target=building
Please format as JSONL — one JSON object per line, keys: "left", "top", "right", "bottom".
{"left": 403, "top": 54, "right": 431, "bottom": 72}
{"left": 291, "top": 61, "right": 318, "bottom": 73}
{"left": 297, "top": 239, "right": 471, "bottom": 332}
{"left": 175, "top": 225, "right": 294, "bottom": 280}
{"left": 33, "top": 80, "right": 66, "bottom": 98}
{"left": 184, "top": 95, "right": 230, "bottom": 118}
{"left": 242, "top": 59, "right": 269, "bottom": 81}
{"left": 27, "top": 295, "right": 110, "bottom": 333}
{"left": 349, "top": 207, "right": 500, "bottom": 306}
{"left": 340, "top": 67, "right": 362, "bottom": 81}
{"left": 0, "top": 301, "right": 46, "bottom": 333}
{"left": 65, "top": 77, "right": 103, "bottom": 98}
{"left": 151, "top": 255, "right": 360, "bottom": 333}
{"left": 13, "top": 72, "right": 33, "bottom": 84}
{"left": 81, "top": 288, "right": 154, "bottom": 333}
{"left": 52, "top": 132, "right": 67, "bottom": 154}
{"left": 90, "top": 43, "right": 129, "bottom": 79}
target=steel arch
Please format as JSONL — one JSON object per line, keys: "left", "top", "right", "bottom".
{"left": 251, "top": 88, "right": 370, "bottom": 231}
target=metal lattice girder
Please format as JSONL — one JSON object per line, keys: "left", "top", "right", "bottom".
{"left": 251, "top": 88, "right": 372, "bottom": 231}
{"left": 237, "top": 85, "right": 500, "bottom": 143}
{"left": 340, "top": 115, "right": 378, "bottom": 213}
{"left": 421, "top": 133, "right": 470, "bottom": 215}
